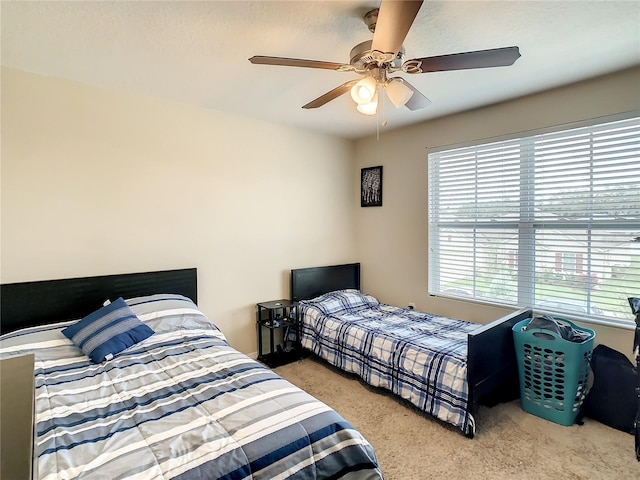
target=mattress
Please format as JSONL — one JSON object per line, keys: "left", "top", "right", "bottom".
{"left": 298, "top": 289, "right": 479, "bottom": 433}
{"left": 0, "top": 294, "right": 382, "bottom": 480}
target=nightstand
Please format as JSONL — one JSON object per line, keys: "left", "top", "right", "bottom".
{"left": 256, "top": 299, "right": 303, "bottom": 368}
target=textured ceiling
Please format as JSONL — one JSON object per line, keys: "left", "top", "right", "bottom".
{"left": 2, "top": 1, "right": 639, "bottom": 139}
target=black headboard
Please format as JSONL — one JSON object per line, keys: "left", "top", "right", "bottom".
{"left": 0, "top": 268, "right": 197, "bottom": 334}
{"left": 291, "top": 263, "right": 360, "bottom": 302}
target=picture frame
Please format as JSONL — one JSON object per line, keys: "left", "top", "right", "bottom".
{"left": 361, "top": 166, "right": 383, "bottom": 207}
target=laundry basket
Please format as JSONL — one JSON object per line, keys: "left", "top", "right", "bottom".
{"left": 512, "top": 317, "right": 595, "bottom": 426}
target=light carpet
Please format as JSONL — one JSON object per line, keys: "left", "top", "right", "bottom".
{"left": 274, "top": 356, "right": 639, "bottom": 480}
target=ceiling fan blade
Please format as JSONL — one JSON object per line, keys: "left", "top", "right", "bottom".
{"left": 371, "top": 0, "right": 424, "bottom": 58}
{"left": 397, "top": 79, "right": 431, "bottom": 111}
{"left": 302, "top": 80, "right": 360, "bottom": 109}
{"left": 406, "top": 46, "right": 521, "bottom": 73}
{"left": 249, "top": 56, "right": 346, "bottom": 70}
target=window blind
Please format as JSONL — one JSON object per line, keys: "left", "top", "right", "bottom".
{"left": 428, "top": 116, "right": 640, "bottom": 328}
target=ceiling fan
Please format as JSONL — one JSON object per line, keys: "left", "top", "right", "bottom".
{"left": 249, "top": 0, "right": 521, "bottom": 116}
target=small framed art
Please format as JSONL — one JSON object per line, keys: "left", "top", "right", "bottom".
{"left": 361, "top": 166, "right": 383, "bottom": 207}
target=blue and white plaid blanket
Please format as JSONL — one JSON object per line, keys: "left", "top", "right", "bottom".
{"left": 298, "top": 290, "right": 479, "bottom": 433}
{"left": 1, "top": 294, "right": 382, "bottom": 480}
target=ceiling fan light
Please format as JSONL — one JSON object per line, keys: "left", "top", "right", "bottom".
{"left": 385, "top": 78, "right": 414, "bottom": 109}
{"left": 350, "top": 76, "right": 377, "bottom": 105}
{"left": 356, "top": 92, "right": 378, "bottom": 116}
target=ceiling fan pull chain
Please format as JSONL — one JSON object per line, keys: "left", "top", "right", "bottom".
{"left": 380, "top": 86, "right": 388, "bottom": 129}
{"left": 376, "top": 100, "right": 380, "bottom": 141}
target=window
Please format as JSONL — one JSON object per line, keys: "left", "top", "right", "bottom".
{"left": 428, "top": 116, "right": 640, "bottom": 328}
{"left": 555, "top": 252, "right": 582, "bottom": 274}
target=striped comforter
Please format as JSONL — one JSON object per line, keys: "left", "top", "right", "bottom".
{"left": 0, "top": 294, "right": 382, "bottom": 480}
{"left": 298, "top": 290, "right": 479, "bottom": 434}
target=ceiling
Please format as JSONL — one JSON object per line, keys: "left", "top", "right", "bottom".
{"left": 2, "top": 1, "right": 639, "bottom": 140}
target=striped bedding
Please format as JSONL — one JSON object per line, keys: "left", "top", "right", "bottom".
{"left": 0, "top": 294, "right": 382, "bottom": 480}
{"left": 298, "top": 290, "right": 480, "bottom": 434}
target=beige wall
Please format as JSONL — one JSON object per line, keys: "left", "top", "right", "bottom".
{"left": 0, "top": 67, "right": 357, "bottom": 355}
{"left": 353, "top": 66, "right": 640, "bottom": 356}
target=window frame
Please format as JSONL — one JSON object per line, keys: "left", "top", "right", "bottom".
{"left": 427, "top": 112, "right": 640, "bottom": 330}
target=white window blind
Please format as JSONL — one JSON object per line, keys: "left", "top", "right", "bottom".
{"left": 428, "top": 116, "right": 640, "bottom": 328}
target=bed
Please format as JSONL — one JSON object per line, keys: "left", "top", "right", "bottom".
{"left": 290, "top": 263, "right": 532, "bottom": 438}
{"left": 0, "top": 268, "right": 383, "bottom": 480}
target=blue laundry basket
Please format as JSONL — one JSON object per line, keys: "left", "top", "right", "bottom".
{"left": 513, "top": 317, "right": 595, "bottom": 426}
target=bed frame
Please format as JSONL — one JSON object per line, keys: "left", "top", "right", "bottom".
{"left": 290, "top": 262, "right": 531, "bottom": 438}
{"left": 1, "top": 268, "right": 197, "bottom": 334}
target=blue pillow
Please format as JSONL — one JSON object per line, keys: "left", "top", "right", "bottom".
{"left": 62, "top": 297, "right": 154, "bottom": 363}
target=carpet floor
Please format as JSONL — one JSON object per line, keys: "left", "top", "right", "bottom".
{"left": 274, "top": 356, "right": 639, "bottom": 480}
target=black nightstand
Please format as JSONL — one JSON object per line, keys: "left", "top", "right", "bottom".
{"left": 256, "top": 299, "right": 303, "bottom": 368}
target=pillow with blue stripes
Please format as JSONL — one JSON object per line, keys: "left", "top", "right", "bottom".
{"left": 62, "top": 297, "right": 154, "bottom": 363}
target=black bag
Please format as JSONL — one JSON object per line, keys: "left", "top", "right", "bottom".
{"left": 628, "top": 297, "right": 640, "bottom": 460}
{"left": 582, "top": 344, "right": 637, "bottom": 434}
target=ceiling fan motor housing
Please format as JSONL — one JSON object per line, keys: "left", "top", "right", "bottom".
{"left": 349, "top": 40, "right": 405, "bottom": 70}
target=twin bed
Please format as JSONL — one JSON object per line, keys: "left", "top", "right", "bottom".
{"left": 291, "top": 263, "right": 531, "bottom": 438}
{"left": 0, "top": 269, "right": 382, "bottom": 480}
